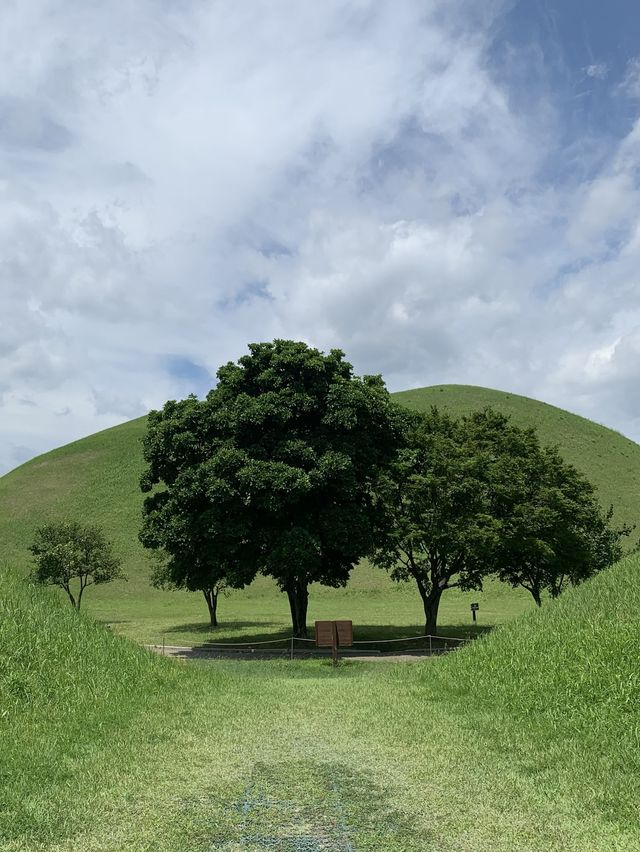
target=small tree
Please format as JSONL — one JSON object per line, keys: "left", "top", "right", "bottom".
{"left": 30, "top": 521, "right": 125, "bottom": 610}
{"left": 496, "top": 446, "right": 631, "bottom": 606}
{"left": 149, "top": 551, "right": 237, "bottom": 628}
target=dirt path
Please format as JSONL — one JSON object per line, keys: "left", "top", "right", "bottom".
{"left": 146, "top": 643, "right": 433, "bottom": 662}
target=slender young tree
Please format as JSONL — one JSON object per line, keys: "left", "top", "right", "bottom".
{"left": 30, "top": 520, "right": 124, "bottom": 610}
{"left": 150, "top": 553, "right": 230, "bottom": 627}
{"left": 140, "top": 340, "right": 402, "bottom": 637}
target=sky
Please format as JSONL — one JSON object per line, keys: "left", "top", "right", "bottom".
{"left": 2, "top": 0, "right": 640, "bottom": 473}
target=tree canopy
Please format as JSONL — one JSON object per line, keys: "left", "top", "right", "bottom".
{"left": 495, "top": 443, "right": 631, "bottom": 606}
{"left": 371, "top": 408, "right": 516, "bottom": 634}
{"left": 30, "top": 520, "right": 124, "bottom": 610}
{"left": 371, "top": 407, "right": 628, "bottom": 633}
{"left": 140, "top": 339, "right": 403, "bottom": 636}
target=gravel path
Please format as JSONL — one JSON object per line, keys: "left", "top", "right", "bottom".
{"left": 146, "top": 643, "right": 434, "bottom": 662}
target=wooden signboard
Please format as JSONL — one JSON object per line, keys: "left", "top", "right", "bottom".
{"left": 315, "top": 620, "right": 353, "bottom": 662}
{"left": 334, "top": 620, "right": 353, "bottom": 647}
{"left": 315, "top": 621, "right": 336, "bottom": 648}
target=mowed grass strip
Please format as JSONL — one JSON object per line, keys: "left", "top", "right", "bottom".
{"left": 2, "top": 557, "right": 639, "bottom": 850}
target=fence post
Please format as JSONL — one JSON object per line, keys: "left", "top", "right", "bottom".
{"left": 290, "top": 636, "right": 294, "bottom": 661}
{"left": 428, "top": 635, "right": 432, "bottom": 656}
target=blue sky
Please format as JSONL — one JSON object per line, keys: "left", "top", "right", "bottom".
{"left": 1, "top": 0, "right": 640, "bottom": 472}
{"left": 498, "top": 1, "right": 640, "bottom": 148}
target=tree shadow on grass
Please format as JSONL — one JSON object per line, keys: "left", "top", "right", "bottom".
{"left": 157, "top": 622, "right": 495, "bottom": 664}
{"left": 165, "top": 621, "right": 493, "bottom": 644}
{"left": 351, "top": 623, "right": 494, "bottom": 643}
{"left": 163, "top": 621, "right": 282, "bottom": 642}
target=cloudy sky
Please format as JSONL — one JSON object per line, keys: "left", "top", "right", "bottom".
{"left": 2, "top": 0, "right": 640, "bottom": 472}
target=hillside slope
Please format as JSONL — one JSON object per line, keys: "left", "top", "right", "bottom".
{"left": 2, "top": 550, "right": 638, "bottom": 849}
{"left": 0, "top": 416, "right": 149, "bottom": 591}
{"left": 0, "top": 566, "right": 180, "bottom": 846}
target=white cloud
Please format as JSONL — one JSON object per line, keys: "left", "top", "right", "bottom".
{"left": 584, "top": 63, "right": 608, "bottom": 80}
{"left": 0, "top": 1, "right": 640, "bottom": 472}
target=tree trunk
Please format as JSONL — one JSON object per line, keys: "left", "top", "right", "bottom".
{"left": 63, "top": 583, "right": 78, "bottom": 610}
{"left": 416, "top": 580, "right": 443, "bottom": 636}
{"left": 76, "top": 580, "right": 86, "bottom": 611}
{"left": 285, "top": 578, "right": 309, "bottom": 638}
{"left": 530, "top": 587, "right": 542, "bottom": 607}
{"left": 202, "top": 588, "right": 219, "bottom": 627}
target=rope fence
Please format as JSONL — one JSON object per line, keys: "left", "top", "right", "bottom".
{"left": 158, "top": 632, "right": 469, "bottom": 660}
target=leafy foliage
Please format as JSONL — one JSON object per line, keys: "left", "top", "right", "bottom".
{"left": 140, "top": 340, "right": 403, "bottom": 635}
{"left": 372, "top": 407, "right": 628, "bottom": 632}
{"left": 371, "top": 408, "right": 521, "bottom": 633}
{"left": 496, "top": 444, "right": 632, "bottom": 605}
{"left": 30, "top": 520, "right": 124, "bottom": 610}
{"left": 396, "top": 384, "right": 640, "bottom": 548}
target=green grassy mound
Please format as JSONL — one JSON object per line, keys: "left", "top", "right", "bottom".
{"left": 434, "top": 551, "right": 640, "bottom": 833}
{"left": 0, "top": 385, "right": 638, "bottom": 646}
{"left": 2, "top": 552, "right": 638, "bottom": 849}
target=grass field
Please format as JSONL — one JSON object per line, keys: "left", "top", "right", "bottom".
{"left": 2, "top": 553, "right": 639, "bottom": 850}
{"left": 0, "top": 384, "right": 638, "bottom": 646}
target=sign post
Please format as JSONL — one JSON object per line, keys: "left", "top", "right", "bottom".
{"left": 331, "top": 621, "right": 339, "bottom": 664}
{"left": 470, "top": 602, "right": 479, "bottom": 623}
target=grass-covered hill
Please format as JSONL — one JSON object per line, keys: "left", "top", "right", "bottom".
{"left": 2, "top": 548, "right": 639, "bottom": 849}
{"left": 1, "top": 384, "right": 639, "bottom": 646}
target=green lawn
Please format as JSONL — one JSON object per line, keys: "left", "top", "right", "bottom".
{"left": 81, "top": 567, "right": 534, "bottom": 647}
{"left": 2, "top": 555, "right": 639, "bottom": 850}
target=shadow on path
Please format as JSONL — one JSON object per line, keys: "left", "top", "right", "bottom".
{"left": 190, "top": 760, "right": 430, "bottom": 850}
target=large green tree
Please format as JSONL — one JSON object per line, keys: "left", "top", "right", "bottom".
{"left": 140, "top": 340, "right": 402, "bottom": 636}
{"left": 371, "top": 407, "right": 629, "bottom": 633}
{"left": 371, "top": 408, "right": 519, "bottom": 635}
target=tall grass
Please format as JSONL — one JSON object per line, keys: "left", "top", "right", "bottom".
{"left": 0, "top": 567, "right": 181, "bottom": 845}
{"left": 431, "top": 553, "right": 640, "bottom": 828}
